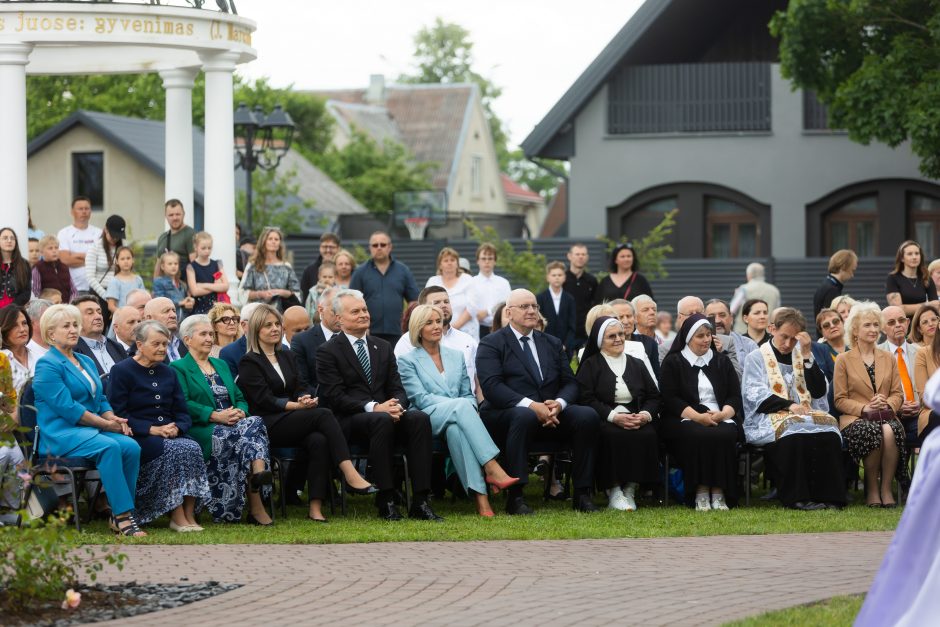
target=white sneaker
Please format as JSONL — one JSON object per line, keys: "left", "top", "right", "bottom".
{"left": 711, "top": 495, "right": 729, "bottom": 511}
{"left": 695, "top": 494, "right": 711, "bottom": 511}
{"left": 622, "top": 483, "right": 638, "bottom": 511}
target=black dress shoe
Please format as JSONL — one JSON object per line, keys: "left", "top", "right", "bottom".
{"left": 249, "top": 469, "right": 273, "bottom": 493}
{"left": 377, "top": 500, "right": 404, "bottom": 521}
{"left": 409, "top": 500, "right": 444, "bottom": 522}
{"left": 346, "top": 482, "right": 379, "bottom": 496}
{"left": 794, "top": 501, "right": 826, "bottom": 511}
{"left": 246, "top": 513, "right": 274, "bottom": 526}
{"left": 505, "top": 496, "right": 534, "bottom": 516}
{"left": 573, "top": 494, "right": 599, "bottom": 513}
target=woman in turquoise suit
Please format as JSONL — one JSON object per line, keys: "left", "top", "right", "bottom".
{"left": 398, "top": 304, "right": 518, "bottom": 517}
{"left": 33, "top": 304, "right": 144, "bottom": 536}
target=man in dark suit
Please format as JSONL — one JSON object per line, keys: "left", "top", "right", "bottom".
{"left": 536, "top": 261, "right": 577, "bottom": 355}
{"left": 316, "top": 288, "right": 441, "bottom": 521}
{"left": 291, "top": 286, "right": 341, "bottom": 389}
{"left": 72, "top": 295, "right": 127, "bottom": 391}
{"left": 476, "top": 288, "right": 600, "bottom": 515}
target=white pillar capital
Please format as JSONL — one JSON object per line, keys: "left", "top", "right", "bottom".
{"left": 199, "top": 50, "right": 240, "bottom": 74}
{"left": 0, "top": 42, "right": 33, "bottom": 248}
{"left": 159, "top": 66, "right": 198, "bottom": 90}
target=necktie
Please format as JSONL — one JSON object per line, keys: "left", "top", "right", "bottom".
{"left": 520, "top": 336, "right": 542, "bottom": 382}
{"left": 897, "top": 347, "right": 914, "bottom": 402}
{"left": 355, "top": 338, "right": 372, "bottom": 384}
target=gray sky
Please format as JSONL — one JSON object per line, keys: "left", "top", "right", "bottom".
{"left": 235, "top": 0, "right": 644, "bottom": 148}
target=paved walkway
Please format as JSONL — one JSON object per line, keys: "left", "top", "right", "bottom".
{"left": 97, "top": 532, "right": 891, "bottom": 626}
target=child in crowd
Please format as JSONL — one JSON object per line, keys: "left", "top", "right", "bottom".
{"left": 106, "top": 246, "right": 145, "bottom": 312}
{"left": 39, "top": 288, "right": 62, "bottom": 304}
{"left": 655, "top": 311, "right": 676, "bottom": 344}
{"left": 27, "top": 238, "right": 40, "bottom": 268}
{"left": 153, "top": 251, "right": 195, "bottom": 321}
{"left": 31, "top": 234, "right": 75, "bottom": 302}
{"left": 536, "top": 261, "right": 577, "bottom": 354}
{"left": 187, "top": 231, "right": 229, "bottom": 315}
{"left": 304, "top": 260, "right": 336, "bottom": 319}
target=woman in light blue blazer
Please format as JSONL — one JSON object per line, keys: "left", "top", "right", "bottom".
{"left": 33, "top": 304, "right": 144, "bottom": 536}
{"left": 398, "top": 304, "right": 518, "bottom": 517}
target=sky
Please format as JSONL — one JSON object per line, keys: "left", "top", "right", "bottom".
{"left": 234, "top": 0, "right": 645, "bottom": 148}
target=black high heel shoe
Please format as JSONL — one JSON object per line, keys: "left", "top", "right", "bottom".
{"left": 246, "top": 513, "right": 274, "bottom": 527}
{"left": 346, "top": 482, "right": 379, "bottom": 496}
{"left": 249, "top": 469, "right": 273, "bottom": 493}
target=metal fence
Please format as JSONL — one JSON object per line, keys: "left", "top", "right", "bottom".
{"left": 608, "top": 62, "right": 772, "bottom": 134}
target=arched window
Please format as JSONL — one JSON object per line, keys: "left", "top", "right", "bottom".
{"left": 909, "top": 193, "right": 940, "bottom": 260}
{"left": 706, "top": 196, "right": 759, "bottom": 258}
{"left": 824, "top": 195, "right": 877, "bottom": 256}
{"left": 615, "top": 196, "right": 679, "bottom": 249}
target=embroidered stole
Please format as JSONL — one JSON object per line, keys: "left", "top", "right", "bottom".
{"left": 760, "top": 341, "right": 837, "bottom": 440}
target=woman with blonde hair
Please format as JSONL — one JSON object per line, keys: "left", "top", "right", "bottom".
{"left": 425, "top": 247, "right": 479, "bottom": 339}
{"left": 207, "top": 302, "right": 241, "bottom": 358}
{"left": 333, "top": 249, "right": 357, "bottom": 289}
{"left": 834, "top": 301, "right": 906, "bottom": 507}
{"left": 830, "top": 294, "right": 858, "bottom": 322}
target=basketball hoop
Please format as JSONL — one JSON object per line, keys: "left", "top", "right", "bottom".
{"left": 404, "top": 217, "right": 430, "bottom": 240}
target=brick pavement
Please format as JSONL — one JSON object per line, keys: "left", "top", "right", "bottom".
{"left": 96, "top": 532, "right": 891, "bottom": 626}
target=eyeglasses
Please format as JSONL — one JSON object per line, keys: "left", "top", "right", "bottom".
{"left": 371, "top": 242, "right": 390, "bottom": 248}
{"left": 511, "top": 303, "right": 540, "bottom": 311}
{"left": 217, "top": 316, "right": 240, "bottom": 325}
{"left": 820, "top": 319, "right": 842, "bottom": 330}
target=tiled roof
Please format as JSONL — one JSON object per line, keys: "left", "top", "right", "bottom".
{"left": 307, "top": 83, "right": 476, "bottom": 192}
{"left": 501, "top": 173, "right": 543, "bottom": 202}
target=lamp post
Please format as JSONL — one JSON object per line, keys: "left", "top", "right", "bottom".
{"left": 233, "top": 102, "right": 295, "bottom": 236}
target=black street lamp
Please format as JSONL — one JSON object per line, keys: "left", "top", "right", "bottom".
{"left": 233, "top": 102, "right": 295, "bottom": 235}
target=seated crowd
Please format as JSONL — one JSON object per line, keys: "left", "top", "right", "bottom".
{"left": 2, "top": 210, "right": 939, "bottom": 535}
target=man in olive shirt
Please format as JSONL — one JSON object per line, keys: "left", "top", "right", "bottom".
{"left": 154, "top": 199, "right": 196, "bottom": 276}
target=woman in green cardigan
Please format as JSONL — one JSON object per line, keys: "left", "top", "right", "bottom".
{"left": 171, "top": 314, "right": 274, "bottom": 525}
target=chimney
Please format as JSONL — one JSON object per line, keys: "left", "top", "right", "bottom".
{"left": 365, "top": 74, "right": 386, "bottom": 106}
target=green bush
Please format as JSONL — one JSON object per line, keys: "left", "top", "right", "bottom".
{"left": 599, "top": 208, "right": 677, "bottom": 280}
{"left": 465, "top": 221, "right": 547, "bottom": 293}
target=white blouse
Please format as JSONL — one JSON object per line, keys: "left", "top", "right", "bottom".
{"left": 681, "top": 346, "right": 720, "bottom": 412}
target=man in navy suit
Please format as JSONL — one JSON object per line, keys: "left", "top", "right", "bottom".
{"left": 291, "top": 286, "right": 341, "bottom": 389}
{"left": 72, "top": 295, "right": 127, "bottom": 392}
{"left": 476, "top": 289, "right": 600, "bottom": 514}
{"left": 536, "top": 261, "right": 577, "bottom": 356}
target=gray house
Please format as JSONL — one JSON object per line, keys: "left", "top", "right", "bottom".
{"left": 522, "top": 0, "right": 940, "bottom": 259}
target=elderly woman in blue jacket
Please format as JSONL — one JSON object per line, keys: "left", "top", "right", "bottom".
{"left": 33, "top": 304, "right": 144, "bottom": 536}
{"left": 398, "top": 304, "right": 518, "bottom": 517}
{"left": 108, "top": 320, "right": 210, "bottom": 532}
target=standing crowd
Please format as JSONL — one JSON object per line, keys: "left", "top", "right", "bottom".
{"left": 1, "top": 196, "right": 939, "bottom": 534}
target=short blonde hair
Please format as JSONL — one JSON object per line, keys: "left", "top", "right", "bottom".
{"left": 408, "top": 304, "right": 444, "bottom": 347}
{"left": 830, "top": 295, "right": 858, "bottom": 316}
{"left": 928, "top": 258, "right": 940, "bottom": 276}
{"left": 38, "top": 234, "right": 59, "bottom": 250}
{"left": 193, "top": 231, "right": 213, "bottom": 247}
{"left": 436, "top": 247, "right": 459, "bottom": 274}
{"left": 207, "top": 302, "right": 240, "bottom": 342}
{"left": 585, "top": 304, "right": 617, "bottom": 337}
{"left": 41, "top": 304, "right": 81, "bottom": 345}
{"left": 844, "top": 301, "right": 882, "bottom": 349}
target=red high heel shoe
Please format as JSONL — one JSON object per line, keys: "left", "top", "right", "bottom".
{"left": 485, "top": 475, "right": 520, "bottom": 494}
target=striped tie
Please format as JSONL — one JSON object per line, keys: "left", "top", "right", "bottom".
{"left": 355, "top": 338, "right": 372, "bottom": 383}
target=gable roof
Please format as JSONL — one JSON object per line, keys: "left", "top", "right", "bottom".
{"left": 27, "top": 110, "right": 367, "bottom": 231}
{"left": 307, "top": 83, "right": 477, "bottom": 193}
{"left": 501, "top": 174, "right": 543, "bottom": 204}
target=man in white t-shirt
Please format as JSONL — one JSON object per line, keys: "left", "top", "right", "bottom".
{"left": 57, "top": 196, "right": 102, "bottom": 294}
{"left": 470, "top": 243, "right": 512, "bottom": 338}
{"left": 395, "top": 285, "right": 480, "bottom": 398}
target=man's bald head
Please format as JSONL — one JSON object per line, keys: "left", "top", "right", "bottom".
{"left": 125, "top": 289, "right": 151, "bottom": 314}
{"left": 505, "top": 289, "right": 539, "bottom": 333}
{"left": 882, "top": 305, "right": 909, "bottom": 345}
{"left": 282, "top": 305, "right": 311, "bottom": 342}
{"left": 144, "top": 297, "right": 178, "bottom": 332}
{"left": 113, "top": 306, "right": 141, "bottom": 345}
{"left": 675, "top": 296, "right": 704, "bottom": 329}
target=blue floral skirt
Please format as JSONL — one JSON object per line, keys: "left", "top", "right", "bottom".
{"left": 201, "top": 416, "right": 271, "bottom": 522}
{"left": 135, "top": 438, "right": 210, "bottom": 525}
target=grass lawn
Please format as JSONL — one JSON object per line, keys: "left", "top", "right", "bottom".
{"left": 725, "top": 595, "right": 864, "bottom": 626}
{"left": 75, "top": 482, "right": 901, "bottom": 545}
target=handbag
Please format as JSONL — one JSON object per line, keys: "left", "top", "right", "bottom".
{"left": 860, "top": 408, "right": 896, "bottom": 423}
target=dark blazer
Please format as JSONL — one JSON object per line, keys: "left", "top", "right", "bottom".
{"left": 237, "top": 349, "right": 314, "bottom": 426}
{"left": 170, "top": 353, "right": 250, "bottom": 460}
{"left": 658, "top": 350, "right": 743, "bottom": 429}
{"left": 576, "top": 352, "right": 660, "bottom": 420}
{"left": 74, "top": 336, "right": 128, "bottom": 377}
{"left": 632, "top": 332, "right": 661, "bottom": 379}
{"left": 107, "top": 357, "right": 192, "bottom": 463}
{"left": 476, "top": 325, "right": 578, "bottom": 410}
{"left": 316, "top": 333, "right": 409, "bottom": 417}
{"left": 290, "top": 324, "right": 329, "bottom": 389}
{"left": 537, "top": 289, "right": 577, "bottom": 351}
{"left": 219, "top": 335, "right": 247, "bottom": 379}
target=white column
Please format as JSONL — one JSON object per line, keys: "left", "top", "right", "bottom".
{"left": 200, "top": 51, "right": 239, "bottom": 290}
{"left": 0, "top": 43, "right": 33, "bottom": 247}
{"left": 160, "top": 67, "right": 198, "bottom": 227}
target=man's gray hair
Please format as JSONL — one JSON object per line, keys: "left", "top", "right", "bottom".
{"left": 746, "top": 262, "right": 765, "bottom": 280}
{"left": 332, "top": 288, "right": 365, "bottom": 315}
{"left": 240, "top": 302, "right": 263, "bottom": 325}
{"left": 179, "top": 314, "right": 211, "bottom": 340}
{"left": 134, "top": 320, "right": 171, "bottom": 344}
{"left": 607, "top": 298, "right": 634, "bottom": 313}
{"left": 26, "top": 299, "right": 52, "bottom": 320}
{"left": 631, "top": 294, "right": 656, "bottom": 309}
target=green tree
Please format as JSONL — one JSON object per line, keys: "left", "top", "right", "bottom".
{"left": 465, "top": 221, "right": 547, "bottom": 293}
{"left": 771, "top": 1, "right": 940, "bottom": 177}
{"left": 235, "top": 166, "right": 310, "bottom": 238}
{"left": 505, "top": 149, "right": 568, "bottom": 200}
{"left": 599, "top": 208, "right": 677, "bottom": 280}
{"left": 314, "top": 129, "right": 434, "bottom": 217}
{"left": 399, "top": 18, "right": 511, "bottom": 170}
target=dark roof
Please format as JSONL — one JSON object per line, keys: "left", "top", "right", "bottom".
{"left": 520, "top": 0, "right": 784, "bottom": 159}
